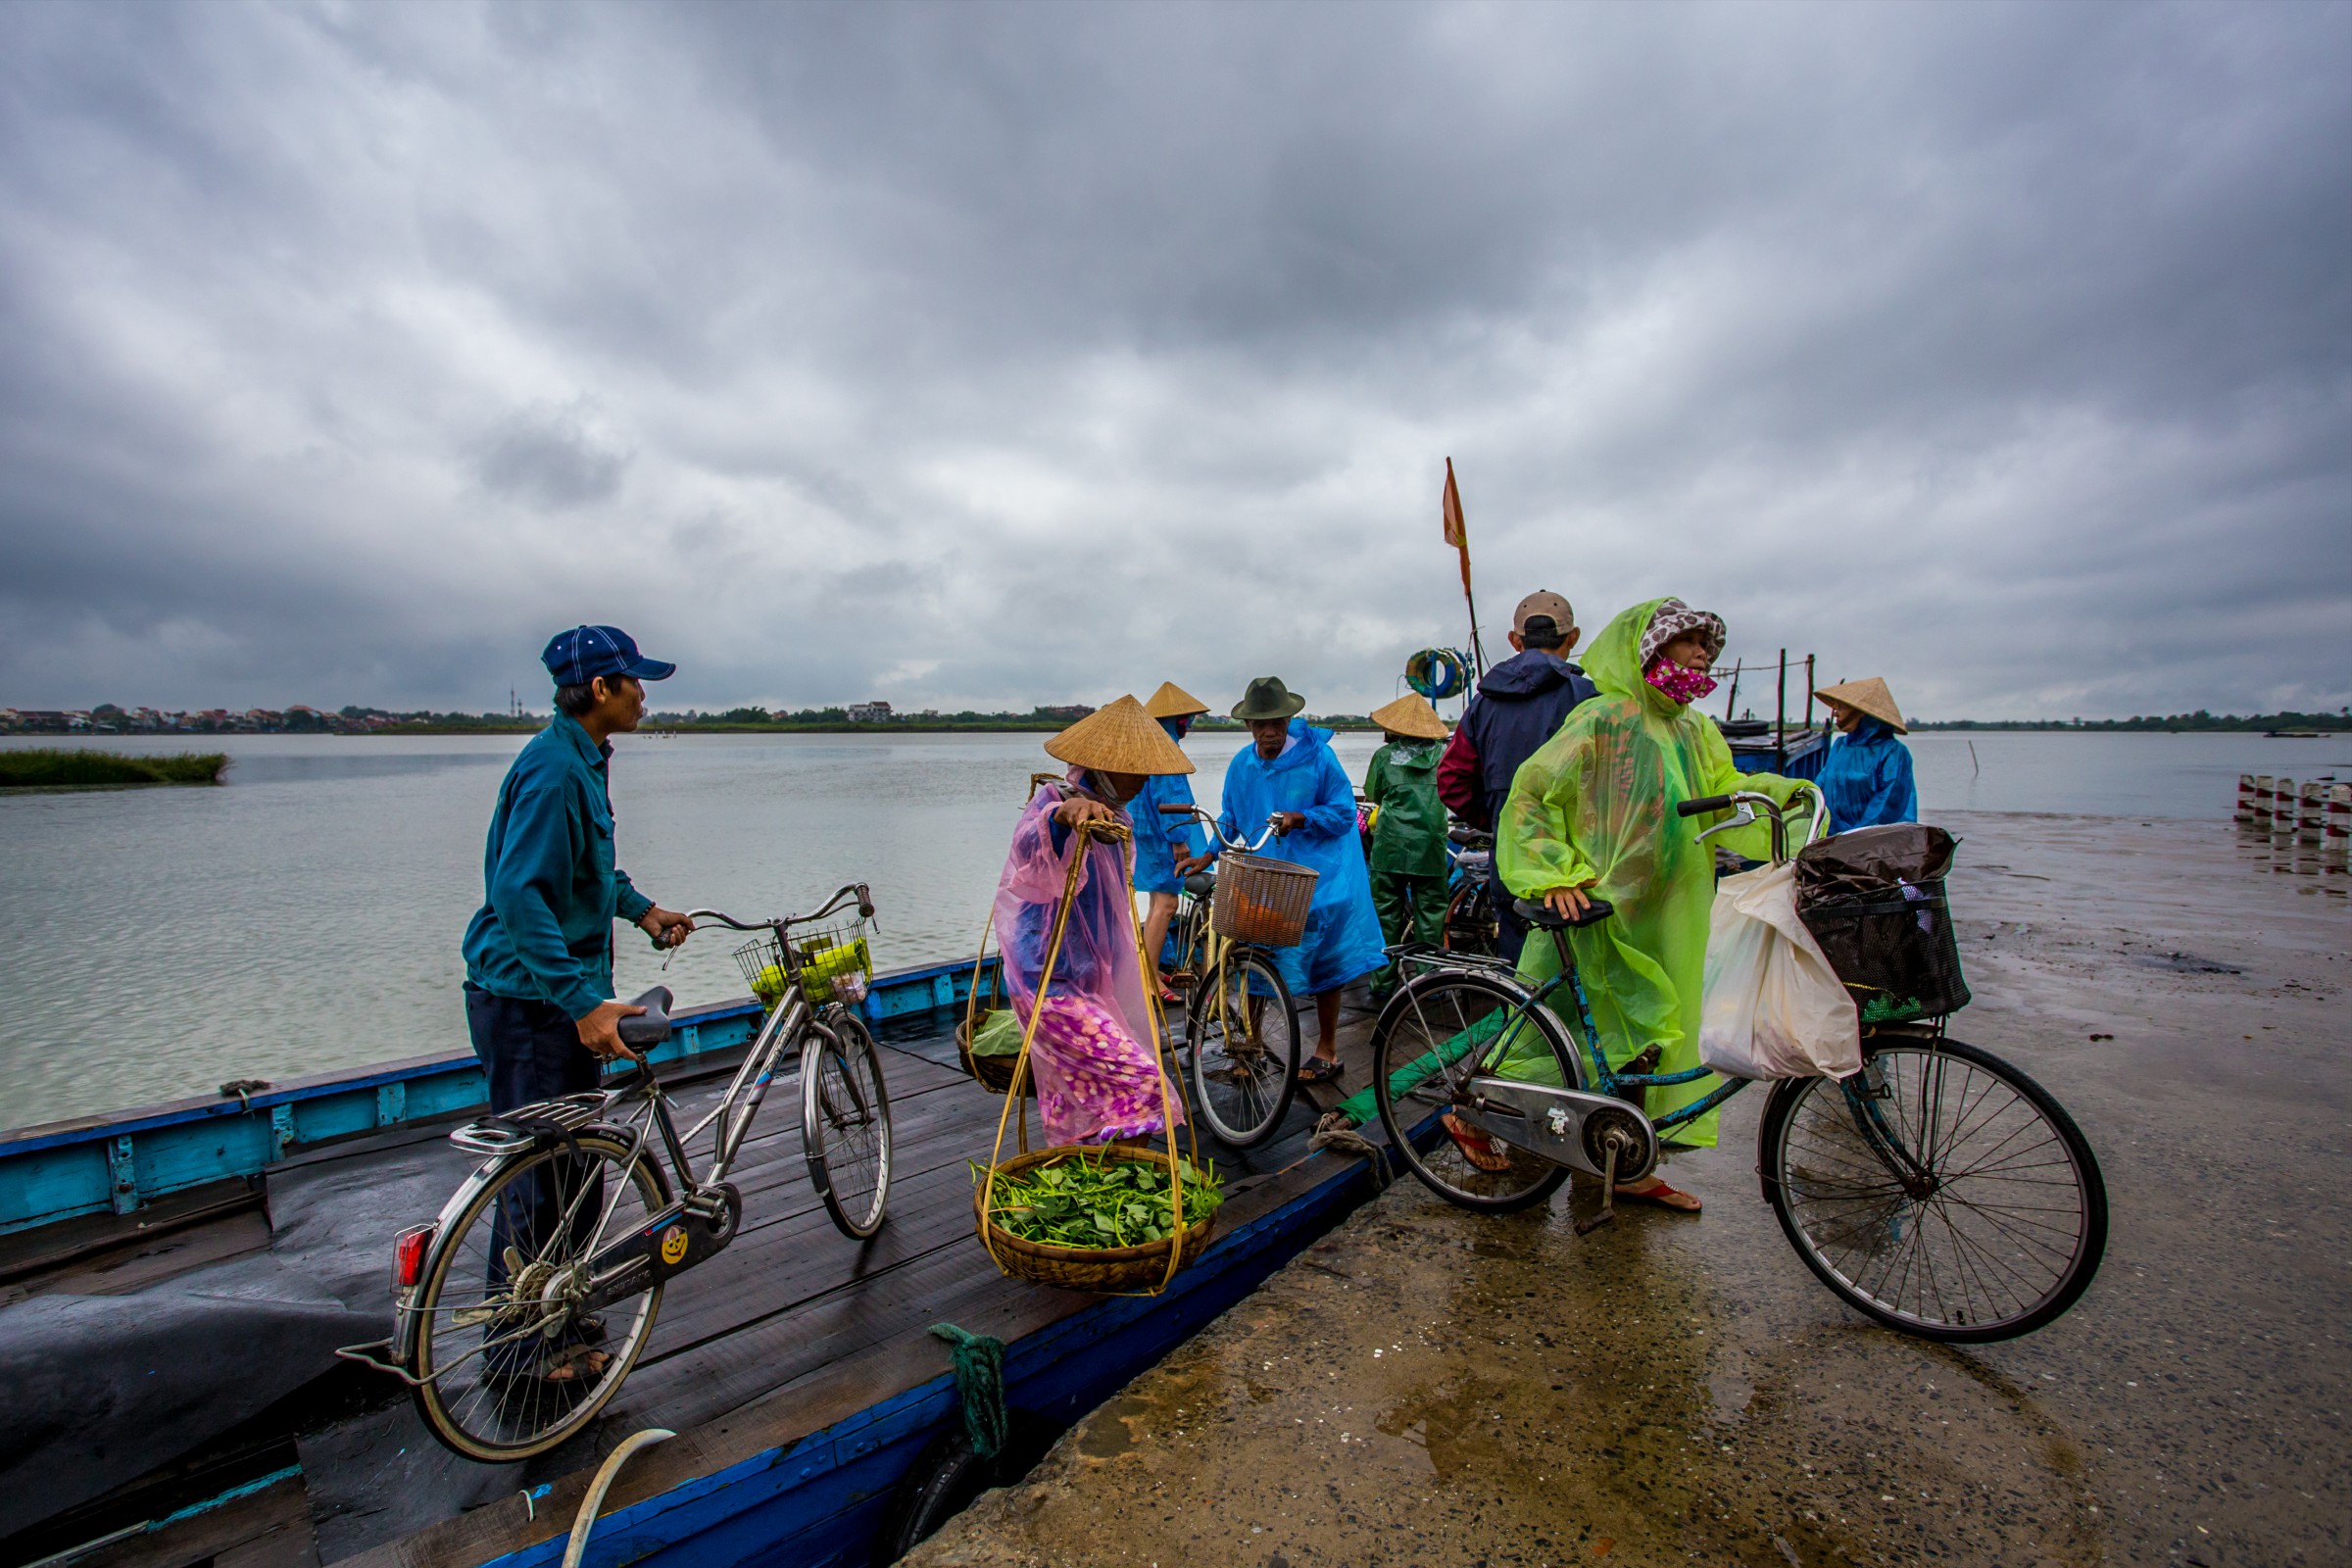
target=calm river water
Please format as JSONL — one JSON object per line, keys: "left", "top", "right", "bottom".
{"left": 2, "top": 729, "right": 2343, "bottom": 1130}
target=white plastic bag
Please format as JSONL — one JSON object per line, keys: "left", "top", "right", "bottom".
{"left": 1699, "top": 861, "right": 1861, "bottom": 1081}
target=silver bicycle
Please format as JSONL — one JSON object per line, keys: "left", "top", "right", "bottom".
{"left": 345, "top": 884, "right": 894, "bottom": 1461}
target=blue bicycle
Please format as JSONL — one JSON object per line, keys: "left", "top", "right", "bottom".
{"left": 1368, "top": 790, "right": 2107, "bottom": 1343}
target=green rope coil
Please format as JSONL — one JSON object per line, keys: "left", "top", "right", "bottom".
{"left": 928, "top": 1322, "right": 1008, "bottom": 1461}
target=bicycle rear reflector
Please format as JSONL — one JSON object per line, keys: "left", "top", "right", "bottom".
{"left": 392, "top": 1223, "right": 436, "bottom": 1290}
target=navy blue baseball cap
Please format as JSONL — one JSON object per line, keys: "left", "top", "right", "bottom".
{"left": 542, "top": 625, "right": 676, "bottom": 686}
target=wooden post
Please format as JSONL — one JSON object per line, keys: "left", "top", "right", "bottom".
{"left": 1803, "top": 655, "right": 1816, "bottom": 732}
{"left": 1775, "top": 650, "right": 1788, "bottom": 771}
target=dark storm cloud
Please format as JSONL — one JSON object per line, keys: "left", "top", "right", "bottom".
{"left": 0, "top": 0, "right": 2343, "bottom": 717}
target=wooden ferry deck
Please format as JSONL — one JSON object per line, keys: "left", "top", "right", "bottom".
{"left": 1, "top": 991, "right": 1395, "bottom": 1568}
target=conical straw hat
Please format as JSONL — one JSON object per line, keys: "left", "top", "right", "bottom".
{"left": 1142, "top": 680, "right": 1211, "bottom": 719}
{"left": 1369, "top": 692, "right": 1450, "bottom": 741}
{"left": 1044, "top": 695, "right": 1196, "bottom": 775}
{"left": 1817, "top": 676, "right": 1906, "bottom": 734}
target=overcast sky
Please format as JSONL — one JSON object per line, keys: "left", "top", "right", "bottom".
{"left": 1, "top": 2, "right": 2345, "bottom": 720}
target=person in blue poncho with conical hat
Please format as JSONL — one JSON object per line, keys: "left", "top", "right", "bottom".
{"left": 1814, "top": 676, "right": 1919, "bottom": 830}
{"left": 1190, "top": 676, "right": 1387, "bottom": 1085}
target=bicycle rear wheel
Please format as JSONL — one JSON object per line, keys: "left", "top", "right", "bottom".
{"left": 1760, "top": 1034, "right": 2107, "bottom": 1343}
{"left": 805, "top": 1015, "right": 892, "bottom": 1240}
{"left": 410, "top": 1131, "right": 668, "bottom": 1461}
{"left": 1186, "top": 950, "right": 1299, "bottom": 1148}
{"left": 1372, "top": 969, "right": 1575, "bottom": 1212}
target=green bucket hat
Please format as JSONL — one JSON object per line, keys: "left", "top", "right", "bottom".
{"left": 1231, "top": 675, "right": 1307, "bottom": 722}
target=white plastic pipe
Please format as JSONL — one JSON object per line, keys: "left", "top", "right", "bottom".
{"left": 561, "top": 1428, "right": 675, "bottom": 1568}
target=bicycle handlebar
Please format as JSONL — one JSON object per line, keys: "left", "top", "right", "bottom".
{"left": 682, "top": 882, "right": 876, "bottom": 933}
{"left": 1164, "top": 804, "right": 1280, "bottom": 853}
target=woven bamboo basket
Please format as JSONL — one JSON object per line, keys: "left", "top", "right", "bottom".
{"left": 956, "top": 1006, "right": 1036, "bottom": 1098}
{"left": 1209, "top": 852, "right": 1319, "bottom": 948}
{"left": 975, "top": 1143, "right": 1218, "bottom": 1294}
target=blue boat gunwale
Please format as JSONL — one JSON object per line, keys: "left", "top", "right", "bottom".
{"left": 0, "top": 954, "right": 995, "bottom": 1238}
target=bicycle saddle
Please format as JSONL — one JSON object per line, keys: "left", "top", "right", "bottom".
{"left": 616, "top": 986, "right": 674, "bottom": 1049}
{"left": 1513, "top": 896, "right": 1615, "bottom": 930}
{"left": 1184, "top": 870, "right": 1217, "bottom": 897}
{"left": 1447, "top": 825, "right": 1494, "bottom": 849}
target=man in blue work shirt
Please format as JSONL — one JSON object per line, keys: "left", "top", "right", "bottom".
{"left": 465, "top": 624, "right": 694, "bottom": 1097}
{"left": 461, "top": 625, "right": 692, "bottom": 1379}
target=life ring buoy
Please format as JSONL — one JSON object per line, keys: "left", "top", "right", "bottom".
{"left": 1405, "top": 648, "right": 1470, "bottom": 702}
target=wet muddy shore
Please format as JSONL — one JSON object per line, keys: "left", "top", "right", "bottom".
{"left": 905, "top": 813, "right": 2347, "bottom": 1568}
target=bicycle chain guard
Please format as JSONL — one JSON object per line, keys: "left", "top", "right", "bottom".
{"left": 1452, "top": 1079, "right": 1659, "bottom": 1186}
{"left": 574, "top": 1181, "right": 743, "bottom": 1319}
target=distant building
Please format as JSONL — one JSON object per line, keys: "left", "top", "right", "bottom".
{"left": 847, "top": 701, "right": 894, "bottom": 723}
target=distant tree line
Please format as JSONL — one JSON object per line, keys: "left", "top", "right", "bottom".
{"left": 1909, "top": 710, "right": 2351, "bottom": 732}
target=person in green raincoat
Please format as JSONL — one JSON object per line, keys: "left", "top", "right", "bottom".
{"left": 1362, "top": 693, "right": 1453, "bottom": 996}
{"left": 1492, "top": 597, "right": 1820, "bottom": 1213}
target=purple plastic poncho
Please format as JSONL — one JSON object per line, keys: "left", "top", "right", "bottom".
{"left": 993, "top": 773, "right": 1183, "bottom": 1146}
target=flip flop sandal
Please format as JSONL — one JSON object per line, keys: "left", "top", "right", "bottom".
{"left": 1614, "top": 1180, "right": 1702, "bottom": 1213}
{"left": 1441, "top": 1113, "right": 1511, "bottom": 1173}
{"left": 1295, "top": 1055, "right": 1344, "bottom": 1086}
{"left": 536, "top": 1345, "right": 613, "bottom": 1384}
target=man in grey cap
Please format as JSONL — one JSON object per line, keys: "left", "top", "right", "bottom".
{"left": 1437, "top": 591, "right": 1598, "bottom": 962}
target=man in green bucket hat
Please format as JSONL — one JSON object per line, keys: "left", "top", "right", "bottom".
{"left": 1188, "top": 677, "right": 1386, "bottom": 1084}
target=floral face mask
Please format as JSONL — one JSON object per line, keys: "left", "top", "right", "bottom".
{"left": 1644, "top": 659, "right": 1719, "bottom": 705}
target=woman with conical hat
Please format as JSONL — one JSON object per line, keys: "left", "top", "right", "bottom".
{"left": 1814, "top": 676, "right": 1918, "bottom": 831}
{"left": 1362, "top": 693, "right": 1452, "bottom": 997}
{"left": 1130, "top": 681, "right": 1213, "bottom": 1004}
{"left": 1206, "top": 677, "right": 1387, "bottom": 1085}
{"left": 993, "top": 696, "right": 1192, "bottom": 1146}
{"left": 1492, "top": 599, "right": 1820, "bottom": 1211}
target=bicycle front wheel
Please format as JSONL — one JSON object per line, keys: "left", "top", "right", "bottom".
{"left": 1760, "top": 1034, "right": 2107, "bottom": 1343}
{"left": 1186, "top": 950, "right": 1299, "bottom": 1148}
{"left": 410, "top": 1131, "right": 668, "bottom": 1462}
{"left": 1372, "top": 969, "right": 1576, "bottom": 1212}
{"left": 805, "top": 1015, "right": 892, "bottom": 1240}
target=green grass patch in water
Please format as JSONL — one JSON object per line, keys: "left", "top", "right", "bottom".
{"left": 0, "top": 749, "right": 229, "bottom": 788}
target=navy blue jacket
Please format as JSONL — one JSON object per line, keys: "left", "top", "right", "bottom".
{"left": 1437, "top": 651, "right": 1598, "bottom": 831}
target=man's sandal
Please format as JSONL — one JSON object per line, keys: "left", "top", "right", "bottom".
{"left": 1441, "top": 1112, "right": 1511, "bottom": 1173}
{"left": 1295, "top": 1055, "right": 1344, "bottom": 1086}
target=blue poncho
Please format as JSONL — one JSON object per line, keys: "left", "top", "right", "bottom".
{"left": 1818, "top": 717, "right": 1919, "bottom": 830}
{"left": 1214, "top": 719, "right": 1387, "bottom": 996}
{"left": 1129, "top": 719, "right": 1208, "bottom": 896}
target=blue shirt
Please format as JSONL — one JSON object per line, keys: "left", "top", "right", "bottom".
{"left": 462, "top": 713, "right": 655, "bottom": 1017}
{"left": 1818, "top": 717, "right": 1919, "bottom": 831}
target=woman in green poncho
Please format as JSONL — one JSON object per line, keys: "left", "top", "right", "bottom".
{"left": 1492, "top": 597, "right": 1819, "bottom": 1213}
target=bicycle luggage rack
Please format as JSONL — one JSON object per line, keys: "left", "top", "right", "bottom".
{"left": 449, "top": 1092, "right": 612, "bottom": 1155}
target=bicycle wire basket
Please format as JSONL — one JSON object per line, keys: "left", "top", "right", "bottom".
{"left": 1209, "top": 853, "right": 1319, "bottom": 949}
{"left": 734, "top": 914, "right": 877, "bottom": 1009}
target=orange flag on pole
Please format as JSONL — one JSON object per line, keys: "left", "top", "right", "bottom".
{"left": 1441, "top": 458, "right": 1488, "bottom": 676}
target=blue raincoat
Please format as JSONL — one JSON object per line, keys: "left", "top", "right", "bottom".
{"left": 1214, "top": 719, "right": 1387, "bottom": 996}
{"left": 1818, "top": 717, "right": 1919, "bottom": 830}
{"left": 1130, "top": 719, "right": 1208, "bottom": 896}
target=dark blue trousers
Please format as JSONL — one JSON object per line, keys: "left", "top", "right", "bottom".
{"left": 464, "top": 985, "right": 605, "bottom": 1371}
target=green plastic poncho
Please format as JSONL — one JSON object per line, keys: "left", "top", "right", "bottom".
{"left": 1494, "top": 598, "right": 1817, "bottom": 1148}
{"left": 1364, "top": 739, "right": 1448, "bottom": 878}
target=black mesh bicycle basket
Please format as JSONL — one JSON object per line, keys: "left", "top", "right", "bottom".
{"left": 1798, "top": 879, "right": 1971, "bottom": 1023}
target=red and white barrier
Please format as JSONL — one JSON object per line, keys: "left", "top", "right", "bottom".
{"left": 2236, "top": 773, "right": 2258, "bottom": 824}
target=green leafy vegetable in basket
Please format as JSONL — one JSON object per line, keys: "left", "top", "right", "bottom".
{"left": 978, "top": 1151, "right": 1224, "bottom": 1250}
